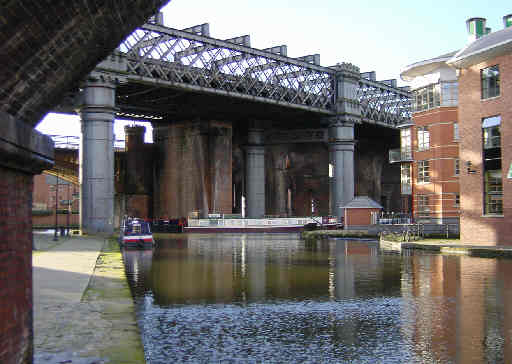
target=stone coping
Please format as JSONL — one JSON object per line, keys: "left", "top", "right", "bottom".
{"left": 380, "top": 238, "right": 512, "bottom": 258}
{"left": 302, "top": 230, "right": 512, "bottom": 259}
{"left": 302, "top": 230, "right": 379, "bottom": 240}
{"left": 0, "top": 111, "right": 54, "bottom": 174}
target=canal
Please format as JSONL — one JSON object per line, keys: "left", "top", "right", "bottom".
{"left": 123, "top": 233, "right": 512, "bottom": 363}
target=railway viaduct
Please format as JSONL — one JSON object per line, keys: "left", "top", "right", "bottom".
{"left": 0, "top": 2, "right": 410, "bottom": 363}
{"left": 51, "top": 14, "right": 409, "bottom": 232}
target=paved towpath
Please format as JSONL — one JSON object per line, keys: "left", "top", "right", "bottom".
{"left": 32, "top": 232, "right": 145, "bottom": 364}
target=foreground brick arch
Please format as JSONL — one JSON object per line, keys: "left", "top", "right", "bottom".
{"left": 0, "top": 1, "right": 170, "bottom": 363}
{"left": 0, "top": 0, "right": 169, "bottom": 127}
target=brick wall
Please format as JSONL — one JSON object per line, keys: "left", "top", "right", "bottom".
{"left": 0, "top": 167, "right": 34, "bottom": 363}
{"left": 125, "top": 195, "right": 151, "bottom": 219}
{"left": 32, "top": 214, "right": 79, "bottom": 227}
{"left": 265, "top": 143, "right": 330, "bottom": 217}
{"left": 154, "top": 121, "right": 233, "bottom": 219}
{"left": 345, "top": 208, "right": 381, "bottom": 226}
{"left": 0, "top": 112, "right": 53, "bottom": 364}
{"left": 458, "top": 53, "right": 512, "bottom": 245}
{"left": 411, "top": 107, "right": 460, "bottom": 221}
{"left": 264, "top": 130, "right": 398, "bottom": 217}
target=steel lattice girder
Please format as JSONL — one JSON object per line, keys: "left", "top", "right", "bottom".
{"left": 358, "top": 79, "right": 411, "bottom": 127}
{"left": 115, "top": 23, "right": 411, "bottom": 125}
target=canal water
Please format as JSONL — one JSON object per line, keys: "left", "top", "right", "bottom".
{"left": 123, "top": 233, "right": 512, "bottom": 363}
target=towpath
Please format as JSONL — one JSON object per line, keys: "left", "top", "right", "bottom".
{"left": 32, "top": 232, "right": 145, "bottom": 364}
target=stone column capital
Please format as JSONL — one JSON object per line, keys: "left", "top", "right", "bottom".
{"left": 76, "top": 76, "right": 118, "bottom": 116}
{"left": 244, "top": 145, "right": 265, "bottom": 155}
{"left": 324, "top": 115, "right": 355, "bottom": 127}
{"left": 247, "top": 126, "right": 265, "bottom": 147}
{"left": 331, "top": 62, "right": 361, "bottom": 82}
{"left": 82, "top": 74, "right": 119, "bottom": 89}
{"left": 327, "top": 119, "right": 356, "bottom": 147}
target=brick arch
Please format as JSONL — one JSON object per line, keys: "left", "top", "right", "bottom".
{"left": 1, "top": 0, "right": 169, "bottom": 126}
{"left": 1, "top": 2, "right": 170, "bottom": 363}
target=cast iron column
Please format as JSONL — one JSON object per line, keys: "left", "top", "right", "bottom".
{"left": 328, "top": 118, "right": 355, "bottom": 217}
{"left": 327, "top": 63, "right": 361, "bottom": 219}
{"left": 245, "top": 122, "right": 265, "bottom": 218}
{"left": 78, "top": 77, "right": 116, "bottom": 234}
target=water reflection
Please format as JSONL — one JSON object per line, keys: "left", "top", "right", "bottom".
{"left": 123, "top": 233, "right": 512, "bottom": 363}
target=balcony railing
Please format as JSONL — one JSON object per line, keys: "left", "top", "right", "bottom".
{"left": 389, "top": 148, "right": 413, "bottom": 163}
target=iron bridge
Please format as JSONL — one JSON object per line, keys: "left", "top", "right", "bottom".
{"left": 89, "top": 20, "right": 411, "bottom": 127}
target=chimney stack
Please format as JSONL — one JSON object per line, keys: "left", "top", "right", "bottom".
{"left": 504, "top": 14, "right": 512, "bottom": 28}
{"left": 466, "top": 17, "right": 486, "bottom": 42}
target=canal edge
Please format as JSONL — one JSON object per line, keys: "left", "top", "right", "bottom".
{"left": 301, "top": 230, "right": 512, "bottom": 259}
{"left": 81, "top": 236, "right": 147, "bottom": 364}
{"left": 380, "top": 237, "right": 512, "bottom": 258}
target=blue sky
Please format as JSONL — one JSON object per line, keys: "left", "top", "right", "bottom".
{"left": 37, "top": 0, "right": 511, "bottom": 138}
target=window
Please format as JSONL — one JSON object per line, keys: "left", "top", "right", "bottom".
{"left": 481, "top": 65, "right": 500, "bottom": 99}
{"left": 454, "top": 194, "right": 460, "bottom": 207}
{"left": 455, "top": 159, "right": 460, "bottom": 176}
{"left": 401, "top": 164, "right": 412, "bottom": 195}
{"left": 441, "top": 82, "right": 458, "bottom": 107}
{"left": 412, "top": 82, "right": 457, "bottom": 111}
{"left": 417, "top": 127, "right": 430, "bottom": 151}
{"left": 453, "top": 123, "right": 459, "bottom": 140}
{"left": 483, "top": 116, "right": 501, "bottom": 149}
{"left": 417, "top": 160, "right": 430, "bottom": 183}
{"left": 484, "top": 171, "right": 503, "bottom": 214}
{"left": 417, "top": 195, "right": 430, "bottom": 216}
{"left": 412, "top": 84, "right": 440, "bottom": 112}
{"left": 400, "top": 128, "right": 412, "bottom": 159}
{"left": 482, "top": 116, "right": 502, "bottom": 215}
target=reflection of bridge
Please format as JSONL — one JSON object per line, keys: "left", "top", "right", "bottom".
{"left": 54, "top": 14, "right": 411, "bottom": 234}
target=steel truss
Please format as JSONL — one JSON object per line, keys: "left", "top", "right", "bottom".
{"left": 357, "top": 79, "right": 411, "bottom": 127}
{"left": 118, "top": 24, "right": 333, "bottom": 113}
{"left": 114, "top": 23, "right": 410, "bottom": 127}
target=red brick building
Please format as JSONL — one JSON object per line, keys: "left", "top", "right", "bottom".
{"left": 32, "top": 173, "right": 80, "bottom": 228}
{"left": 398, "top": 53, "right": 460, "bottom": 224}
{"left": 448, "top": 16, "right": 512, "bottom": 244}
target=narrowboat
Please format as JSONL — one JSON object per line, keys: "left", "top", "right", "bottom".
{"left": 119, "top": 217, "right": 155, "bottom": 249}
